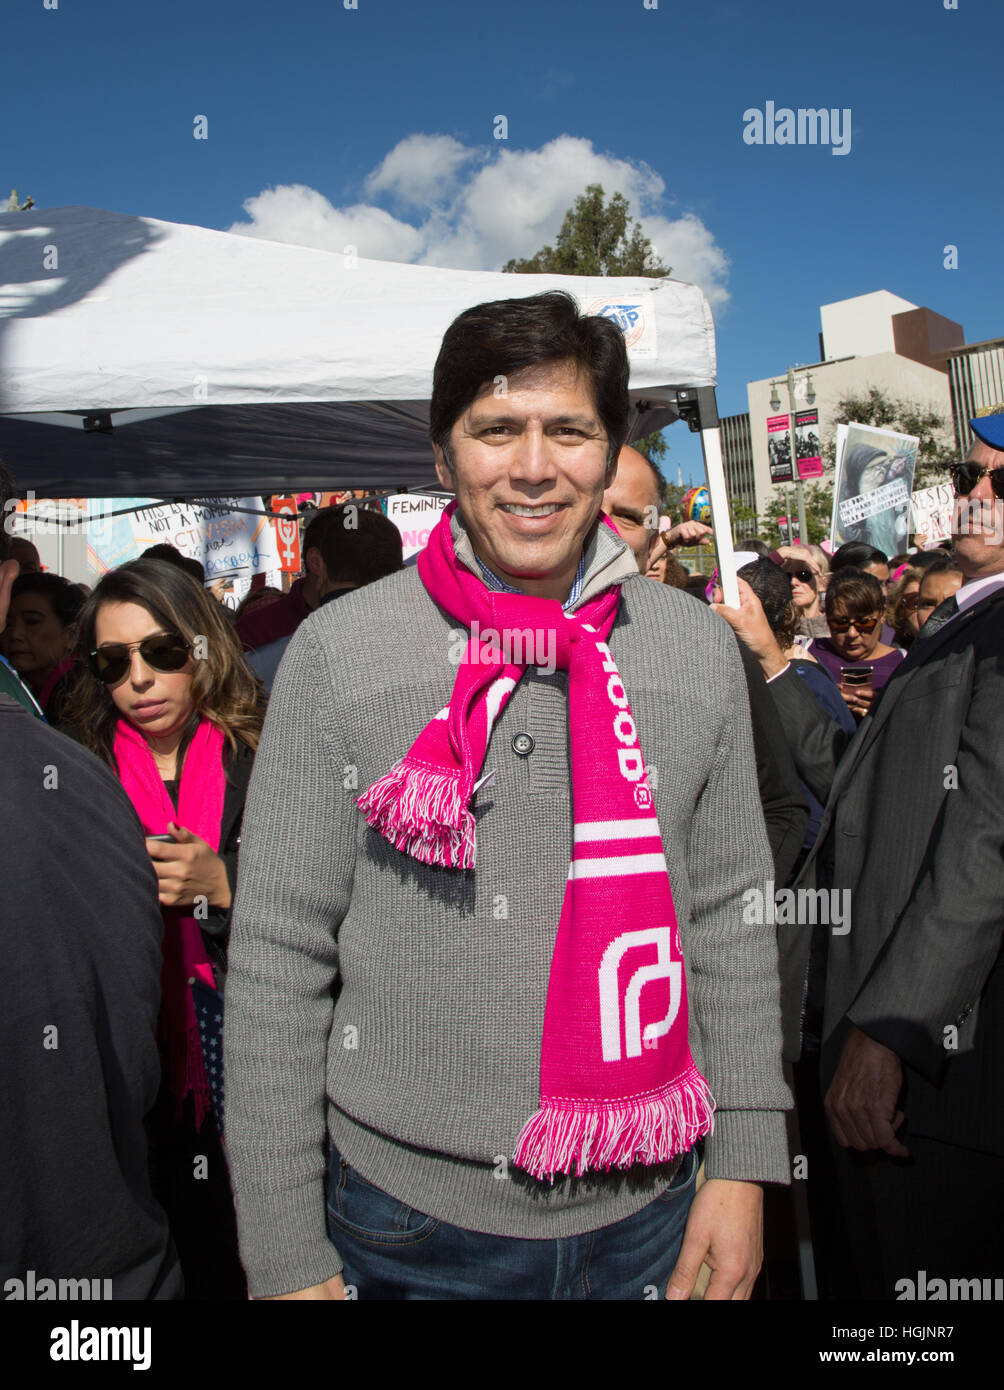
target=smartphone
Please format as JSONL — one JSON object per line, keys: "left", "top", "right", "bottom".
{"left": 840, "top": 665, "right": 874, "bottom": 688}
{"left": 146, "top": 833, "right": 176, "bottom": 842}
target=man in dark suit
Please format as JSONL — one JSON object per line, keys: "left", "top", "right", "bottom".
{"left": 807, "top": 413, "right": 1004, "bottom": 1298}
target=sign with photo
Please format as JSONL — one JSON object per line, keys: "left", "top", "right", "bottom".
{"left": 830, "top": 423, "right": 919, "bottom": 554}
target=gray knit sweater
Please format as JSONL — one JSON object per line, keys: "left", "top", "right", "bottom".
{"left": 223, "top": 520, "right": 792, "bottom": 1298}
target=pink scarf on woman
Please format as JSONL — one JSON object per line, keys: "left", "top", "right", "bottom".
{"left": 358, "top": 504, "right": 714, "bottom": 1180}
{"left": 114, "top": 717, "right": 225, "bottom": 1129}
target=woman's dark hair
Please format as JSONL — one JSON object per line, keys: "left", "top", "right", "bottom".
{"left": 888, "top": 566, "right": 923, "bottom": 644}
{"left": 429, "top": 291, "right": 631, "bottom": 467}
{"left": 10, "top": 571, "right": 85, "bottom": 627}
{"left": 824, "top": 567, "right": 885, "bottom": 620}
{"left": 661, "top": 553, "right": 690, "bottom": 589}
{"left": 63, "top": 558, "right": 264, "bottom": 773}
{"left": 830, "top": 541, "right": 889, "bottom": 572}
{"left": 739, "top": 558, "right": 799, "bottom": 649}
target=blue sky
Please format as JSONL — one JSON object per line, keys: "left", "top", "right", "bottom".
{"left": 5, "top": 0, "right": 1001, "bottom": 486}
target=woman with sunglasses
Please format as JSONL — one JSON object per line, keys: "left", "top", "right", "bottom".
{"left": 774, "top": 546, "right": 829, "bottom": 639}
{"left": 808, "top": 568, "right": 905, "bottom": 720}
{"left": 62, "top": 557, "right": 265, "bottom": 1299}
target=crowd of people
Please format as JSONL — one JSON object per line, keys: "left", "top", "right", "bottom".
{"left": 2, "top": 288, "right": 1001, "bottom": 1303}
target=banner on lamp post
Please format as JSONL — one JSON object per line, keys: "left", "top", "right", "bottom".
{"left": 767, "top": 414, "right": 794, "bottom": 483}
{"left": 794, "top": 409, "right": 823, "bottom": 479}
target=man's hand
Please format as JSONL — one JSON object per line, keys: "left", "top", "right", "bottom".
{"left": 824, "top": 1024, "right": 909, "bottom": 1157}
{"left": 146, "top": 824, "right": 231, "bottom": 909}
{"left": 257, "top": 1274, "right": 347, "bottom": 1300}
{"left": 661, "top": 520, "right": 714, "bottom": 552}
{"left": 665, "top": 1178, "right": 763, "bottom": 1301}
{"left": 710, "top": 577, "right": 788, "bottom": 679}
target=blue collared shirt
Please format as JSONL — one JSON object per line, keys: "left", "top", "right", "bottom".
{"left": 472, "top": 553, "right": 586, "bottom": 611}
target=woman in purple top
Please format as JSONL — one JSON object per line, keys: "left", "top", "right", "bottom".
{"left": 809, "top": 568, "right": 905, "bottom": 722}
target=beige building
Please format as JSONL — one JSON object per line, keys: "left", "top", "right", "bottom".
{"left": 744, "top": 291, "right": 962, "bottom": 521}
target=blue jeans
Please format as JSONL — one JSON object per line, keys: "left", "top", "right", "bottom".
{"left": 324, "top": 1141, "right": 700, "bottom": 1300}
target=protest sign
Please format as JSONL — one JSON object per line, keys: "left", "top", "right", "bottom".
{"left": 911, "top": 483, "right": 955, "bottom": 547}
{"left": 830, "top": 423, "right": 919, "bottom": 554}
{"left": 384, "top": 493, "right": 450, "bottom": 561}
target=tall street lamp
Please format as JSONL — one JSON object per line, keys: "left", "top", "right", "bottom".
{"left": 770, "top": 366, "right": 816, "bottom": 545}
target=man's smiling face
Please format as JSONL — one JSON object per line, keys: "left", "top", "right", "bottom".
{"left": 434, "top": 358, "right": 614, "bottom": 602}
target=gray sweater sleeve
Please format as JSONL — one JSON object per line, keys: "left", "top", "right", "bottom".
{"left": 222, "top": 624, "right": 350, "bottom": 1297}
{"left": 685, "top": 627, "right": 792, "bottom": 1184}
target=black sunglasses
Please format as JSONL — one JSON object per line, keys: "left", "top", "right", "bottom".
{"left": 950, "top": 462, "right": 1004, "bottom": 500}
{"left": 89, "top": 635, "right": 191, "bottom": 684}
{"left": 784, "top": 566, "right": 815, "bottom": 585}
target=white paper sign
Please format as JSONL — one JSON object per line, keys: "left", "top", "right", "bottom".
{"left": 911, "top": 483, "right": 956, "bottom": 547}
{"left": 385, "top": 493, "right": 451, "bottom": 560}
{"left": 128, "top": 497, "right": 280, "bottom": 581}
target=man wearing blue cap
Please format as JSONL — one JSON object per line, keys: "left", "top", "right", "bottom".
{"left": 803, "top": 411, "right": 1004, "bottom": 1297}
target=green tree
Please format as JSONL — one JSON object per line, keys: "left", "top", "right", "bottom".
{"left": 761, "top": 483, "right": 833, "bottom": 548}
{"left": 823, "top": 387, "right": 955, "bottom": 490}
{"left": 504, "top": 183, "right": 671, "bottom": 466}
{"left": 502, "top": 184, "right": 670, "bottom": 278}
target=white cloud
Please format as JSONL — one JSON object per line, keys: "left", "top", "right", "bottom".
{"left": 363, "top": 133, "right": 480, "bottom": 208}
{"left": 227, "top": 136, "right": 729, "bottom": 307}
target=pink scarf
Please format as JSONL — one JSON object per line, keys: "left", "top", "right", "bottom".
{"left": 114, "top": 717, "right": 225, "bottom": 1130}
{"left": 358, "top": 505, "right": 714, "bottom": 1180}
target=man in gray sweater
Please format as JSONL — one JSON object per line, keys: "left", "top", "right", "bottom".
{"left": 223, "top": 291, "right": 791, "bottom": 1300}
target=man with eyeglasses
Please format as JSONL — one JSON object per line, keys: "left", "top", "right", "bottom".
{"left": 797, "top": 412, "right": 1004, "bottom": 1298}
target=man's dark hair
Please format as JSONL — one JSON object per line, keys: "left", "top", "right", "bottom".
{"left": 830, "top": 541, "right": 889, "bottom": 572}
{"left": 316, "top": 504, "right": 403, "bottom": 586}
{"left": 911, "top": 548, "right": 960, "bottom": 573}
{"left": 0, "top": 460, "right": 15, "bottom": 564}
{"left": 141, "top": 542, "right": 205, "bottom": 586}
{"left": 429, "top": 291, "right": 631, "bottom": 467}
{"left": 10, "top": 572, "right": 85, "bottom": 628}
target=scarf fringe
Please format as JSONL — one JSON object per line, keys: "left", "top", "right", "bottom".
{"left": 356, "top": 759, "right": 477, "bottom": 869}
{"left": 511, "top": 1070, "right": 716, "bottom": 1181}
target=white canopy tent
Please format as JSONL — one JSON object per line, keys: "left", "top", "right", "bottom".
{"left": 0, "top": 206, "right": 739, "bottom": 600}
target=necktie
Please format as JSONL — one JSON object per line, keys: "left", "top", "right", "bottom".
{"left": 918, "top": 594, "right": 959, "bottom": 639}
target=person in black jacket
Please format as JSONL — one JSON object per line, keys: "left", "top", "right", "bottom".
{"left": 0, "top": 464, "right": 182, "bottom": 1299}
{"left": 61, "top": 557, "right": 265, "bottom": 1299}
